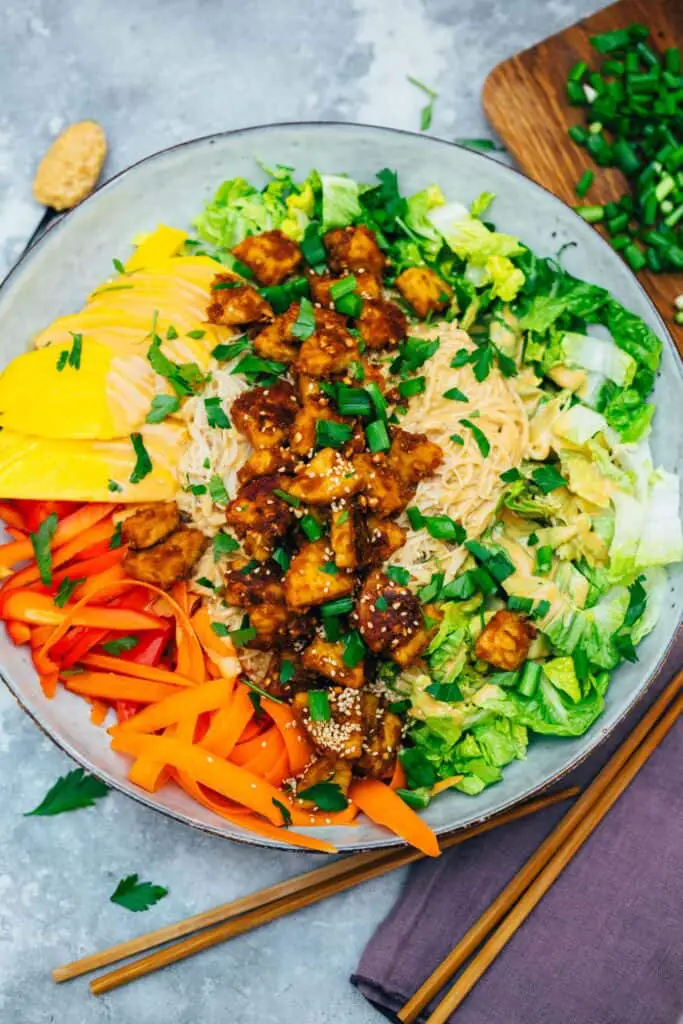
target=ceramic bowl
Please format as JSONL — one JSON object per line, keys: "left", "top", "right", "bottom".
{"left": 1, "top": 123, "right": 681, "bottom": 852}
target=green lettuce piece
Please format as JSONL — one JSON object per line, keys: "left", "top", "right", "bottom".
{"left": 486, "top": 255, "right": 525, "bottom": 301}
{"left": 603, "top": 388, "right": 654, "bottom": 443}
{"left": 504, "top": 674, "right": 604, "bottom": 736}
{"left": 582, "top": 585, "right": 629, "bottom": 668}
{"left": 609, "top": 490, "right": 645, "bottom": 580}
{"left": 428, "top": 596, "right": 481, "bottom": 653}
{"left": 502, "top": 479, "right": 561, "bottom": 521}
{"left": 553, "top": 404, "right": 607, "bottom": 445}
{"left": 636, "top": 470, "right": 683, "bottom": 570}
{"left": 320, "top": 174, "right": 361, "bottom": 231}
{"left": 630, "top": 567, "right": 667, "bottom": 645}
{"left": 575, "top": 558, "right": 611, "bottom": 607}
{"left": 518, "top": 295, "right": 568, "bottom": 333}
{"left": 427, "top": 202, "right": 523, "bottom": 265}
{"left": 471, "top": 717, "right": 528, "bottom": 767}
{"left": 403, "top": 185, "right": 446, "bottom": 260}
{"left": 470, "top": 191, "right": 496, "bottom": 217}
{"left": 561, "top": 279, "right": 609, "bottom": 319}
{"left": 606, "top": 301, "right": 662, "bottom": 373}
{"left": 562, "top": 332, "right": 636, "bottom": 387}
{"left": 543, "top": 657, "right": 581, "bottom": 702}
{"left": 194, "top": 176, "right": 290, "bottom": 249}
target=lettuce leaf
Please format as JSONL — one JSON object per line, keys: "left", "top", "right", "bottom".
{"left": 553, "top": 404, "right": 607, "bottom": 445}
{"left": 320, "top": 174, "right": 362, "bottom": 231}
{"left": 427, "top": 202, "right": 523, "bottom": 265}
{"left": 504, "top": 674, "right": 604, "bottom": 736}
{"left": 603, "top": 388, "right": 654, "bottom": 443}
{"left": 194, "top": 176, "right": 289, "bottom": 249}
{"left": 636, "top": 470, "right": 683, "bottom": 570}
{"left": 518, "top": 295, "right": 568, "bottom": 333}
{"left": 486, "top": 255, "right": 525, "bottom": 301}
{"left": 606, "top": 302, "right": 662, "bottom": 373}
{"left": 562, "top": 332, "right": 636, "bottom": 387}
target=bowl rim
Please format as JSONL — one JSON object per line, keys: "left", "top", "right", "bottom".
{"left": 1, "top": 120, "right": 681, "bottom": 854}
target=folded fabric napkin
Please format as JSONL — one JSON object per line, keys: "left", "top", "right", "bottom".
{"left": 353, "top": 632, "right": 683, "bottom": 1024}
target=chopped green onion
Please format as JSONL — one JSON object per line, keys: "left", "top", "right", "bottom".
{"left": 291, "top": 297, "right": 316, "bottom": 340}
{"left": 308, "top": 690, "right": 331, "bottom": 722}
{"left": 366, "top": 419, "right": 391, "bottom": 453}
{"left": 335, "top": 292, "right": 364, "bottom": 318}
{"left": 273, "top": 489, "right": 301, "bottom": 508}
{"left": 300, "top": 514, "right": 324, "bottom": 541}
{"left": 329, "top": 275, "right": 358, "bottom": 301}
{"left": 534, "top": 545, "right": 553, "bottom": 575}
{"left": 315, "top": 419, "right": 353, "bottom": 449}
{"left": 575, "top": 170, "right": 595, "bottom": 197}
{"left": 321, "top": 597, "right": 354, "bottom": 617}
{"left": 343, "top": 630, "right": 366, "bottom": 668}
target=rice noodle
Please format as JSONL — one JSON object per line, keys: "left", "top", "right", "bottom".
{"left": 395, "top": 323, "right": 529, "bottom": 586}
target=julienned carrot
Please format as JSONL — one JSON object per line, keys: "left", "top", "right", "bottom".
{"left": 200, "top": 684, "right": 253, "bottom": 758}
{"left": 0, "top": 503, "right": 27, "bottom": 531}
{"left": 172, "top": 770, "right": 338, "bottom": 854}
{"left": 390, "top": 759, "right": 407, "bottom": 791}
{"left": 350, "top": 778, "right": 440, "bottom": 858}
{"left": 82, "top": 653, "right": 195, "bottom": 688}
{"left": 261, "top": 697, "right": 313, "bottom": 775}
{"left": 0, "top": 591, "right": 163, "bottom": 630}
{"left": 77, "top": 563, "right": 126, "bottom": 598}
{"left": 0, "top": 503, "right": 114, "bottom": 571}
{"left": 6, "top": 621, "right": 31, "bottom": 645}
{"left": 230, "top": 727, "right": 284, "bottom": 770}
{"left": 89, "top": 700, "right": 109, "bottom": 726}
{"left": 65, "top": 673, "right": 179, "bottom": 703}
{"left": 110, "top": 731, "right": 286, "bottom": 825}
{"left": 432, "top": 774, "right": 464, "bottom": 796}
{"left": 1, "top": 517, "right": 118, "bottom": 593}
{"left": 238, "top": 717, "right": 267, "bottom": 744}
{"left": 50, "top": 548, "right": 124, "bottom": 588}
{"left": 264, "top": 747, "right": 291, "bottom": 787}
{"left": 190, "top": 604, "right": 241, "bottom": 676}
{"left": 114, "top": 677, "right": 234, "bottom": 735}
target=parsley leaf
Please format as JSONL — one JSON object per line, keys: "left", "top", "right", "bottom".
{"left": 110, "top": 874, "right": 168, "bottom": 913}
{"left": 56, "top": 350, "right": 69, "bottom": 371}
{"left": 129, "top": 433, "right": 152, "bottom": 484}
{"left": 624, "top": 575, "right": 647, "bottom": 628}
{"left": 101, "top": 635, "right": 139, "bottom": 656}
{"left": 213, "top": 532, "right": 239, "bottom": 561}
{"left": 29, "top": 512, "right": 58, "bottom": 586}
{"left": 146, "top": 394, "right": 180, "bottom": 424}
{"left": 107, "top": 479, "right": 123, "bottom": 493}
{"left": 297, "top": 782, "right": 348, "bottom": 811}
{"left": 109, "top": 522, "right": 123, "bottom": 549}
{"left": 68, "top": 332, "right": 83, "bottom": 369}
{"left": 112, "top": 258, "right": 125, "bottom": 274}
{"left": 460, "top": 418, "right": 491, "bottom": 457}
{"left": 54, "top": 576, "right": 84, "bottom": 608}
{"left": 25, "top": 768, "right": 109, "bottom": 816}
{"left": 208, "top": 474, "right": 229, "bottom": 506}
{"left": 204, "top": 397, "right": 231, "bottom": 429}
{"left": 147, "top": 335, "right": 204, "bottom": 397}
{"left": 443, "top": 387, "right": 468, "bottom": 402}
{"left": 531, "top": 465, "right": 566, "bottom": 494}
{"left": 272, "top": 798, "right": 292, "bottom": 826}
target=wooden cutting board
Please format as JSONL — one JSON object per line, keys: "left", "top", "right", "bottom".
{"left": 483, "top": 0, "right": 682, "bottom": 354}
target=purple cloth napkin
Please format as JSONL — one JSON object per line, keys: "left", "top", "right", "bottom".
{"left": 353, "top": 632, "right": 683, "bottom": 1024}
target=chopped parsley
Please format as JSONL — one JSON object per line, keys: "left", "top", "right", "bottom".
{"left": 146, "top": 394, "right": 180, "bottom": 424}
{"left": 272, "top": 799, "right": 292, "bottom": 826}
{"left": 443, "top": 387, "right": 468, "bottom": 402}
{"left": 186, "top": 329, "right": 206, "bottom": 339}
{"left": 531, "top": 465, "right": 567, "bottom": 494}
{"left": 386, "top": 564, "right": 410, "bottom": 585}
{"left": 110, "top": 874, "right": 168, "bottom": 913}
{"left": 101, "top": 636, "right": 139, "bottom": 656}
{"left": 107, "top": 479, "right": 123, "bottom": 493}
{"left": 204, "top": 397, "right": 231, "bottom": 429}
{"left": 212, "top": 338, "right": 250, "bottom": 362}
{"left": 213, "top": 532, "right": 239, "bottom": 561}
{"left": 129, "top": 433, "right": 153, "bottom": 484}
{"left": 297, "top": 781, "right": 348, "bottom": 811}
{"left": 112, "top": 258, "right": 125, "bottom": 274}
{"left": 500, "top": 468, "right": 522, "bottom": 483}
{"left": 29, "top": 512, "right": 58, "bottom": 586}
{"left": 56, "top": 350, "right": 69, "bottom": 371}
{"left": 273, "top": 489, "right": 301, "bottom": 508}
{"left": 460, "top": 418, "right": 491, "bottom": 457}
{"left": 208, "top": 474, "right": 229, "bottom": 506}
{"left": 67, "top": 332, "right": 83, "bottom": 369}
{"left": 25, "top": 768, "right": 108, "bottom": 817}
{"left": 147, "top": 335, "right": 205, "bottom": 397}
{"left": 53, "top": 576, "right": 85, "bottom": 608}
{"left": 109, "top": 522, "right": 123, "bottom": 549}
{"left": 407, "top": 75, "right": 438, "bottom": 131}
{"left": 279, "top": 659, "right": 296, "bottom": 683}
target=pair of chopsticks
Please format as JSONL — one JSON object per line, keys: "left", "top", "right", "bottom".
{"left": 398, "top": 667, "right": 682, "bottom": 1024}
{"left": 53, "top": 787, "right": 580, "bottom": 995}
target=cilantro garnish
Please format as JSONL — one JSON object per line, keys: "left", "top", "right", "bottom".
{"left": 30, "top": 512, "right": 58, "bottom": 586}
{"left": 129, "top": 433, "right": 152, "bottom": 484}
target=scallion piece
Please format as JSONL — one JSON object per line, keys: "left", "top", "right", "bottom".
{"left": 366, "top": 419, "right": 391, "bottom": 453}
{"left": 575, "top": 170, "right": 595, "bottom": 197}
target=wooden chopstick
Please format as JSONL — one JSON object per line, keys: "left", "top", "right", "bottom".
{"left": 61, "top": 786, "right": 578, "bottom": 995}
{"left": 426, "top": 690, "right": 682, "bottom": 1024}
{"left": 399, "top": 668, "right": 682, "bottom": 1024}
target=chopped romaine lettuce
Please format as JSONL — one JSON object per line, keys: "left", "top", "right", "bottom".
{"left": 427, "top": 202, "right": 523, "bottom": 265}
{"left": 320, "top": 174, "right": 362, "bottom": 231}
{"left": 553, "top": 404, "right": 607, "bottom": 445}
{"left": 606, "top": 301, "right": 662, "bottom": 373}
{"left": 562, "top": 332, "right": 636, "bottom": 388}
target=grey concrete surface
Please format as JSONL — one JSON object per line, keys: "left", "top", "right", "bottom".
{"left": 0, "top": 1, "right": 605, "bottom": 1021}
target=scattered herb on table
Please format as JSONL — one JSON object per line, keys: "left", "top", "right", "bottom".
{"left": 110, "top": 874, "right": 168, "bottom": 912}
{"left": 25, "top": 769, "right": 109, "bottom": 816}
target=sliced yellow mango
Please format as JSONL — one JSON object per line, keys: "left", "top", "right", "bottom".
{"left": 125, "top": 225, "right": 188, "bottom": 272}
{"left": 0, "top": 340, "right": 159, "bottom": 440}
{"left": 0, "top": 422, "right": 185, "bottom": 502}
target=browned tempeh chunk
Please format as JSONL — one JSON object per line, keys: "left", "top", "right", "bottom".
{"left": 294, "top": 307, "right": 359, "bottom": 377}
{"left": 120, "top": 503, "right": 179, "bottom": 550}
{"left": 330, "top": 503, "right": 371, "bottom": 570}
{"left": 475, "top": 609, "right": 535, "bottom": 671}
{"left": 292, "top": 687, "right": 364, "bottom": 760}
{"left": 283, "top": 539, "right": 355, "bottom": 610}
{"left": 301, "top": 637, "right": 364, "bottom": 688}
{"left": 236, "top": 447, "right": 295, "bottom": 486}
{"left": 232, "top": 230, "right": 303, "bottom": 286}
{"left": 366, "top": 516, "right": 407, "bottom": 563}
{"left": 206, "top": 272, "right": 273, "bottom": 326}
{"left": 358, "top": 299, "right": 407, "bottom": 350}
{"left": 357, "top": 704, "right": 403, "bottom": 779}
{"left": 353, "top": 452, "right": 409, "bottom": 518}
{"left": 122, "top": 527, "right": 208, "bottom": 590}
{"left": 307, "top": 270, "right": 381, "bottom": 308}
{"left": 324, "top": 225, "right": 386, "bottom": 278}
{"left": 395, "top": 266, "right": 452, "bottom": 319}
{"left": 388, "top": 428, "right": 443, "bottom": 491}
{"left": 356, "top": 569, "right": 428, "bottom": 666}
{"left": 253, "top": 305, "right": 300, "bottom": 364}
{"left": 288, "top": 448, "right": 363, "bottom": 505}
{"left": 224, "top": 474, "right": 294, "bottom": 561}
{"left": 230, "top": 380, "right": 298, "bottom": 449}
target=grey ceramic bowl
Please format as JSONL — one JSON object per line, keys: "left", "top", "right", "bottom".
{"left": 1, "top": 123, "right": 681, "bottom": 853}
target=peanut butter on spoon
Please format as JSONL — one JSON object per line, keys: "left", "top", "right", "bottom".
{"left": 32, "top": 120, "right": 107, "bottom": 211}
